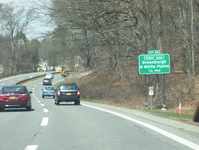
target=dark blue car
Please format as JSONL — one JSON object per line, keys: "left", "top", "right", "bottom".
{"left": 55, "top": 83, "right": 80, "bottom": 105}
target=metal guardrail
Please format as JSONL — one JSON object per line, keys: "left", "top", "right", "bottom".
{"left": 15, "top": 72, "right": 59, "bottom": 85}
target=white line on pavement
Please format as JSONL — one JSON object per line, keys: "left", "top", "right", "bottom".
{"left": 82, "top": 103, "right": 199, "bottom": 150}
{"left": 25, "top": 145, "right": 38, "bottom": 150}
{"left": 43, "top": 108, "right": 49, "bottom": 112}
{"left": 40, "top": 117, "right": 49, "bottom": 126}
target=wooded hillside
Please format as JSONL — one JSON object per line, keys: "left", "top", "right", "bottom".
{"left": 47, "top": 0, "right": 199, "bottom": 109}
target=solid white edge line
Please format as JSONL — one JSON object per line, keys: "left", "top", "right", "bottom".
{"left": 40, "top": 117, "right": 49, "bottom": 126}
{"left": 25, "top": 145, "right": 38, "bottom": 150}
{"left": 82, "top": 103, "right": 199, "bottom": 150}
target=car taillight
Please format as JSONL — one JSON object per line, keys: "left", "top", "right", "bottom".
{"left": 18, "top": 95, "right": 29, "bottom": 98}
{"left": 77, "top": 90, "right": 80, "bottom": 96}
{"left": 0, "top": 95, "right": 7, "bottom": 99}
{"left": 57, "top": 90, "right": 61, "bottom": 96}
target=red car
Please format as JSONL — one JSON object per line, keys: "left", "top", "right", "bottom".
{"left": 0, "top": 85, "right": 33, "bottom": 111}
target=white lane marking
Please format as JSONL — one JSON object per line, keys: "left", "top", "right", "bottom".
{"left": 25, "top": 145, "right": 38, "bottom": 150}
{"left": 43, "top": 108, "right": 49, "bottom": 112}
{"left": 40, "top": 117, "right": 49, "bottom": 126}
{"left": 82, "top": 103, "right": 199, "bottom": 150}
{"left": 40, "top": 103, "right": 45, "bottom": 107}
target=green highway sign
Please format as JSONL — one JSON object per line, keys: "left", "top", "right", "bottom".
{"left": 139, "top": 52, "right": 170, "bottom": 74}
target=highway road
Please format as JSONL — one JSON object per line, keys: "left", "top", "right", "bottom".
{"left": 0, "top": 72, "right": 48, "bottom": 87}
{"left": 0, "top": 73, "right": 199, "bottom": 150}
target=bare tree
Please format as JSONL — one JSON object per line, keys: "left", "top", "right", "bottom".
{"left": 36, "top": 0, "right": 199, "bottom": 107}
{"left": 0, "top": 2, "right": 38, "bottom": 74}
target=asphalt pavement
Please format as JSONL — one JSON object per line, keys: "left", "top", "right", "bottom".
{"left": 0, "top": 73, "right": 199, "bottom": 150}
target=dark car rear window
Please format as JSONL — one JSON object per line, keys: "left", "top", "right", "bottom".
{"left": 44, "top": 78, "right": 51, "bottom": 81}
{"left": 59, "top": 84, "right": 77, "bottom": 90}
{"left": 2, "top": 86, "right": 25, "bottom": 93}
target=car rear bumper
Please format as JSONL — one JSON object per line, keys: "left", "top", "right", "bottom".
{"left": 3, "top": 104, "right": 27, "bottom": 108}
{"left": 57, "top": 96, "right": 80, "bottom": 102}
{"left": 0, "top": 100, "right": 30, "bottom": 107}
{"left": 43, "top": 83, "right": 52, "bottom": 85}
{"left": 43, "top": 93, "right": 55, "bottom": 96}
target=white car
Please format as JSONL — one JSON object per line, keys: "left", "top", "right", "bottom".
{"left": 45, "top": 73, "right": 54, "bottom": 79}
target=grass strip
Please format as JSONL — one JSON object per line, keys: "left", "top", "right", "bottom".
{"left": 82, "top": 99, "right": 193, "bottom": 120}
{"left": 140, "top": 109, "right": 193, "bottom": 119}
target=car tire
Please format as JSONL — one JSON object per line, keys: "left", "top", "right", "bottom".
{"left": 26, "top": 106, "right": 31, "bottom": 111}
{"left": 75, "top": 100, "right": 80, "bottom": 105}
{"left": 55, "top": 100, "right": 60, "bottom": 105}
{"left": 57, "top": 101, "right": 60, "bottom": 105}
{"left": 42, "top": 95, "right": 44, "bottom": 98}
{"left": 0, "top": 106, "right": 4, "bottom": 111}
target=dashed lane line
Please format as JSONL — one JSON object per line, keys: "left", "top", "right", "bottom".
{"left": 25, "top": 145, "right": 38, "bottom": 150}
{"left": 40, "top": 117, "right": 49, "bottom": 126}
{"left": 43, "top": 108, "right": 49, "bottom": 112}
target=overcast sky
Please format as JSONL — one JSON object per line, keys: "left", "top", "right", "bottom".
{"left": 0, "top": 0, "right": 54, "bottom": 40}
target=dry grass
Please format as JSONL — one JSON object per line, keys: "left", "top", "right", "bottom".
{"left": 63, "top": 69, "right": 199, "bottom": 115}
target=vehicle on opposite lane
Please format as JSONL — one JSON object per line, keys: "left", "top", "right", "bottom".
{"left": 0, "top": 85, "right": 33, "bottom": 111}
{"left": 55, "top": 82, "right": 80, "bottom": 105}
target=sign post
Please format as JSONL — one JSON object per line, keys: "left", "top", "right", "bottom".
{"left": 138, "top": 51, "right": 170, "bottom": 110}
{"left": 149, "top": 86, "right": 154, "bottom": 111}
